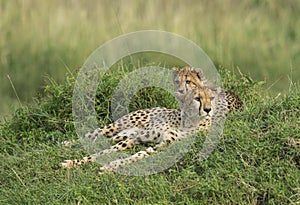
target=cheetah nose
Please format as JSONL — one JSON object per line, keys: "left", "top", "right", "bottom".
{"left": 204, "top": 108, "right": 211, "bottom": 114}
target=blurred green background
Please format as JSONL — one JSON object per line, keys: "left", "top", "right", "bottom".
{"left": 1, "top": 0, "right": 299, "bottom": 118}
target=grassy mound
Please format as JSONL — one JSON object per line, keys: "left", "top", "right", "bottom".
{"left": 0, "top": 67, "right": 299, "bottom": 204}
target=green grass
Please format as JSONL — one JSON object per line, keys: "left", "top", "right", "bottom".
{"left": 1, "top": 0, "right": 300, "bottom": 117}
{"left": 0, "top": 67, "right": 299, "bottom": 204}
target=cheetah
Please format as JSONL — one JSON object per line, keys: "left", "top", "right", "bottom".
{"left": 61, "top": 67, "right": 242, "bottom": 174}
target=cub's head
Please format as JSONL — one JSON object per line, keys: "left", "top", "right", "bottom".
{"left": 173, "top": 66, "right": 207, "bottom": 94}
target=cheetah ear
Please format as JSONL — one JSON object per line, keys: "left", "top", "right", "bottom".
{"left": 172, "top": 67, "right": 179, "bottom": 78}
{"left": 193, "top": 67, "right": 205, "bottom": 81}
{"left": 172, "top": 67, "right": 179, "bottom": 72}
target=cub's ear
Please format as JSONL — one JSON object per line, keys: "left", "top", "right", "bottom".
{"left": 172, "top": 67, "right": 179, "bottom": 72}
{"left": 193, "top": 67, "right": 205, "bottom": 80}
{"left": 172, "top": 67, "right": 179, "bottom": 78}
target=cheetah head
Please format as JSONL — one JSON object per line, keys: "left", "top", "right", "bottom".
{"left": 172, "top": 66, "right": 207, "bottom": 94}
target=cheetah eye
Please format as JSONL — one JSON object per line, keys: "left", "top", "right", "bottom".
{"left": 194, "top": 97, "right": 201, "bottom": 102}
{"left": 186, "top": 80, "right": 191, "bottom": 84}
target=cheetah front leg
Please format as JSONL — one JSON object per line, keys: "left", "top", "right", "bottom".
{"left": 60, "top": 128, "right": 162, "bottom": 168}
{"left": 60, "top": 137, "right": 139, "bottom": 169}
{"left": 98, "top": 150, "right": 150, "bottom": 174}
{"left": 61, "top": 134, "right": 151, "bottom": 169}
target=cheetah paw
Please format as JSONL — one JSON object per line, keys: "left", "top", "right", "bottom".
{"left": 98, "top": 166, "right": 113, "bottom": 175}
{"left": 146, "top": 147, "right": 156, "bottom": 153}
{"left": 60, "top": 160, "right": 75, "bottom": 169}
